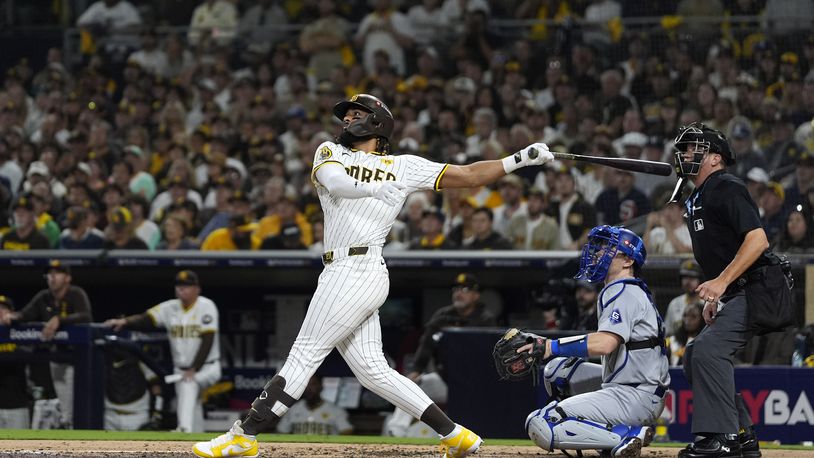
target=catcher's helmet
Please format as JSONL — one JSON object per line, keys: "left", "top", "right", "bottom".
{"left": 673, "top": 122, "right": 734, "bottom": 176}
{"left": 575, "top": 225, "right": 646, "bottom": 283}
{"left": 333, "top": 94, "right": 394, "bottom": 140}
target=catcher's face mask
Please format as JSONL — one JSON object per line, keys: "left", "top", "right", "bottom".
{"left": 673, "top": 123, "right": 710, "bottom": 177}
{"left": 576, "top": 228, "right": 617, "bottom": 283}
{"left": 575, "top": 225, "right": 646, "bottom": 283}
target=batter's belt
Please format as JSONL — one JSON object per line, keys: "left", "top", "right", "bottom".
{"left": 322, "top": 246, "right": 382, "bottom": 265}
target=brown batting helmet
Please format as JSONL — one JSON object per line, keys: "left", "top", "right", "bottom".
{"left": 333, "top": 94, "right": 394, "bottom": 140}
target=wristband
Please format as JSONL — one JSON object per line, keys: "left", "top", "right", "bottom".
{"left": 551, "top": 335, "right": 589, "bottom": 358}
{"left": 502, "top": 151, "right": 525, "bottom": 173}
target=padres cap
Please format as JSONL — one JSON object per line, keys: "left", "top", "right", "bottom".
{"left": 453, "top": 273, "right": 479, "bottom": 290}
{"left": 13, "top": 196, "right": 34, "bottom": 211}
{"left": 679, "top": 259, "right": 702, "bottom": 278}
{"left": 175, "top": 270, "right": 199, "bottom": 286}
{"left": 46, "top": 259, "right": 71, "bottom": 275}
{"left": 109, "top": 206, "right": 133, "bottom": 228}
{"left": 0, "top": 295, "right": 14, "bottom": 310}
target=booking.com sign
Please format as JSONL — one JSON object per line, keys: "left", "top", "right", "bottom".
{"left": 664, "top": 368, "right": 814, "bottom": 443}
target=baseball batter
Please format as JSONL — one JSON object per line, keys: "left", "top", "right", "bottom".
{"left": 105, "top": 270, "right": 221, "bottom": 433}
{"left": 516, "top": 226, "right": 669, "bottom": 458}
{"left": 193, "top": 93, "right": 553, "bottom": 458}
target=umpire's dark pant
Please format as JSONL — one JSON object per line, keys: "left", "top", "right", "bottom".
{"left": 683, "top": 291, "right": 753, "bottom": 435}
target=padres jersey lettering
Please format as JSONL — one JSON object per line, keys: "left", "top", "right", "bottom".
{"left": 312, "top": 141, "right": 448, "bottom": 250}
{"left": 147, "top": 296, "right": 220, "bottom": 368}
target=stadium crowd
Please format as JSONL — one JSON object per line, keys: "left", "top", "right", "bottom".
{"left": 1, "top": 0, "right": 814, "bottom": 254}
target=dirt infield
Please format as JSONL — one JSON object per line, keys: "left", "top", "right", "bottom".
{"left": 0, "top": 440, "right": 812, "bottom": 457}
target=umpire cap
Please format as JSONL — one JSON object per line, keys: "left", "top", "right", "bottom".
{"left": 333, "top": 94, "right": 394, "bottom": 140}
{"left": 175, "top": 270, "right": 200, "bottom": 286}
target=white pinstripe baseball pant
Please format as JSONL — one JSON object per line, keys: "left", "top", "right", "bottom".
{"left": 277, "top": 252, "right": 434, "bottom": 419}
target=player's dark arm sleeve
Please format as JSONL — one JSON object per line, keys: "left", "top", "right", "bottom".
{"left": 59, "top": 289, "right": 93, "bottom": 325}
{"left": 410, "top": 327, "right": 436, "bottom": 374}
{"left": 189, "top": 332, "right": 215, "bottom": 371}
{"left": 16, "top": 292, "right": 47, "bottom": 322}
{"left": 410, "top": 312, "right": 446, "bottom": 373}
{"left": 124, "top": 313, "right": 158, "bottom": 330}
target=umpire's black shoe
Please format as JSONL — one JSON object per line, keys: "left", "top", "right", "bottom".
{"left": 677, "top": 434, "right": 742, "bottom": 458}
{"left": 739, "top": 427, "right": 761, "bottom": 458}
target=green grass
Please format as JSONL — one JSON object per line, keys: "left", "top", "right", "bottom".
{"left": 0, "top": 429, "right": 810, "bottom": 451}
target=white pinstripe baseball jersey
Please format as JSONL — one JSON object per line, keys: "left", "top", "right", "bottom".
{"left": 311, "top": 141, "right": 447, "bottom": 251}
{"left": 147, "top": 296, "right": 220, "bottom": 369}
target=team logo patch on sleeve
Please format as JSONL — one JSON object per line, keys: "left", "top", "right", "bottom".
{"left": 202, "top": 314, "right": 213, "bottom": 324}
{"left": 318, "top": 146, "right": 332, "bottom": 161}
{"left": 610, "top": 309, "right": 623, "bottom": 324}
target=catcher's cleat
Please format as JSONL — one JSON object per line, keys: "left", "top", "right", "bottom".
{"left": 611, "top": 426, "right": 653, "bottom": 458}
{"left": 193, "top": 420, "right": 259, "bottom": 457}
{"left": 440, "top": 424, "right": 482, "bottom": 457}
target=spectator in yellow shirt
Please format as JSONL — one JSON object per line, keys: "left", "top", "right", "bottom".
{"left": 253, "top": 195, "right": 312, "bottom": 248}
{"left": 201, "top": 214, "right": 260, "bottom": 250}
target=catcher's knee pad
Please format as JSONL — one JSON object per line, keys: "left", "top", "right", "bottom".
{"left": 525, "top": 401, "right": 632, "bottom": 451}
{"left": 543, "top": 357, "right": 582, "bottom": 400}
{"left": 543, "top": 356, "right": 603, "bottom": 401}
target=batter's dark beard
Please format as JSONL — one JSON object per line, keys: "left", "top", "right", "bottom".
{"left": 336, "top": 129, "right": 374, "bottom": 148}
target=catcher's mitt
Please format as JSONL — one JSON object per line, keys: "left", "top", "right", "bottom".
{"left": 493, "top": 328, "right": 550, "bottom": 385}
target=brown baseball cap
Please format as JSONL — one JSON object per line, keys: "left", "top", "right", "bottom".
{"left": 46, "top": 259, "right": 71, "bottom": 275}
{"left": 0, "top": 295, "right": 14, "bottom": 310}
{"left": 453, "top": 273, "right": 480, "bottom": 290}
{"left": 175, "top": 270, "right": 199, "bottom": 286}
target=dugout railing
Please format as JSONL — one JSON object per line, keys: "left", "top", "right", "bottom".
{"left": 0, "top": 250, "right": 811, "bottom": 326}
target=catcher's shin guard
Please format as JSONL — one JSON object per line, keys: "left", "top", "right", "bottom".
{"left": 241, "top": 375, "right": 296, "bottom": 435}
{"left": 543, "top": 357, "right": 602, "bottom": 401}
{"left": 526, "top": 401, "right": 651, "bottom": 454}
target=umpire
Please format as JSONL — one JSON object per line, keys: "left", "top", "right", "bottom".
{"left": 673, "top": 123, "right": 793, "bottom": 458}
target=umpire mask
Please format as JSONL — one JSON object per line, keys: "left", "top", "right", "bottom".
{"left": 673, "top": 123, "right": 710, "bottom": 177}
{"left": 673, "top": 122, "right": 735, "bottom": 177}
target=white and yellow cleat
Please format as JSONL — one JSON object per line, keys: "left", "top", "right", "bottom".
{"left": 193, "top": 420, "right": 259, "bottom": 457}
{"left": 440, "top": 424, "right": 483, "bottom": 457}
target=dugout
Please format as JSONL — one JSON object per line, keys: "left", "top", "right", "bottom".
{"left": 0, "top": 250, "right": 810, "bottom": 432}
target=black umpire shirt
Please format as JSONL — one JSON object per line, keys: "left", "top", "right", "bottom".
{"left": 684, "top": 170, "right": 772, "bottom": 280}
{"left": 18, "top": 286, "right": 93, "bottom": 325}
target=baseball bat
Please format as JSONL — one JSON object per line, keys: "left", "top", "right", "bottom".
{"left": 667, "top": 176, "right": 688, "bottom": 204}
{"left": 551, "top": 152, "right": 674, "bottom": 176}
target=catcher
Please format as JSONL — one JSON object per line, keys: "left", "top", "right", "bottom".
{"left": 494, "top": 225, "right": 669, "bottom": 457}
